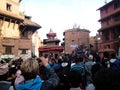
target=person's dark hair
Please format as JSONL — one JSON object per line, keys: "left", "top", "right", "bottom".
{"left": 36, "top": 58, "right": 42, "bottom": 63}
{"left": 0, "top": 72, "right": 8, "bottom": 81}
{"left": 8, "top": 67, "right": 17, "bottom": 77}
{"left": 0, "top": 60, "right": 6, "bottom": 64}
{"left": 93, "top": 68, "right": 120, "bottom": 90}
{"left": 104, "top": 52, "right": 109, "bottom": 58}
{"left": 95, "top": 55, "right": 101, "bottom": 62}
{"left": 69, "top": 70, "right": 83, "bottom": 88}
{"left": 110, "top": 53, "right": 116, "bottom": 59}
{"left": 91, "top": 63, "right": 103, "bottom": 78}
{"left": 75, "top": 54, "right": 83, "bottom": 63}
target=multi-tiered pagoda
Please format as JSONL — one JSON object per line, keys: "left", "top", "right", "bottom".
{"left": 39, "top": 29, "right": 64, "bottom": 59}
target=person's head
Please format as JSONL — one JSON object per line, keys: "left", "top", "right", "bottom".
{"left": 91, "top": 63, "right": 103, "bottom": 78}
{"left": 0, "top": 60, "right": 6, "bottom": 64}
{"left": 88, "top": 54, "right": 93, "bottom": 60}
{"left": 0, "top": 63, "right": 9, "bottom": 81}
{"left": 95, "top": 55, "right": 101, "bottom": 62}
{"left": 110, "top": 53, "right": 116, "bottom": 59}
{"left": 20, "top": 58, "right": 39, "bottom": 80}
{"left": 93, "top": 68, "right": 120, "bottom": 90}
{"left": 69, "top": 70, "right": 83, "bottom": 88}
{"left": 75, "top": 54, "right": 83, "bottom": 63}
{"left": 104, "top": 52, "right": 109, "bottom": 58}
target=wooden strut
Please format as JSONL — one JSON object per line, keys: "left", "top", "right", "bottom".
{"left": 0, "top": 17, "right": 5, "bottom": 36}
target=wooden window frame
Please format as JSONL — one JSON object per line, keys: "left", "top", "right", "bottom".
{"left": 4, "top": 46, "right": 13, "bottom": 54}
{"left": 6, "top": 3, "right": 11, "bottom": 11}
{"left": 20, "top": 49, "right": 28, "bottom": 54}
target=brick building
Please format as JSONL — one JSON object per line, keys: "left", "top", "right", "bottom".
{"left": 63, "top": 27, "right": 90, "bottom": 54}
{"left": 97, "top": 0, "right": 120, "bottom": 59}
{"left": 0, "top": 0, "right": 41, "bottom": 59}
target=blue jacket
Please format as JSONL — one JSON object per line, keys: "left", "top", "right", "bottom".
{"left": 17, "top": 76, "right": 42, "bottom": 90}
{"left": 17, "top": 65, "right": 59, "bottom": 90}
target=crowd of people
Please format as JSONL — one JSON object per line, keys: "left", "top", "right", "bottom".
{"left": 0, "top": 46, "right": 120, "bottom": 90}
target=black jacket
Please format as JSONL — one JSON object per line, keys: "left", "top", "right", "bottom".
{"left": 40, "top": 67, "right": 60, "bottom": 90}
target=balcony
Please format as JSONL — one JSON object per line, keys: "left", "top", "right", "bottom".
{"left": 99, "top": 8, "right": 120, "bottom": 21}
{"left": 98, "top": 20, "right": 120, "bottom": 31}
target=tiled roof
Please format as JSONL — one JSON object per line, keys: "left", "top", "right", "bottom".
{"left": 23, "top": 19, "right": 41, "bottom": 28}
{"left": 97, "top": 0, "right": 115, "bottom": 10}
{"left": 0, "top": 9, "right": 23, "bottom": 21}
{"left": 43, "top": 39, "right": 60, "bottom": 44}
{"left": 0, "top": 9, "right": 41, "bottom": 29}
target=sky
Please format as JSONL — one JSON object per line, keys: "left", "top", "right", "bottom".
{"left": 20, "top": 0, "right": 112, "bottom": 42}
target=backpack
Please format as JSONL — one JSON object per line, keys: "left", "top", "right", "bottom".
{"left": 110, "top": 59, "right": 120, "bottom": 70}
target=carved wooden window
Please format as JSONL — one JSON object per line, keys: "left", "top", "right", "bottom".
{"left": 105, "top": 45, "right": 110, "bottom": 49}
{"left": 6, "top": 3, "right": 11, "bottom": 11}
{"left": 104, "top": 31, "right": 110, "bottom": 41}
{"left": 20, "top": 49, "right": 27, "bottom": 54}
{"left": 5, "top": 46, "right": 12, "bottom": 54}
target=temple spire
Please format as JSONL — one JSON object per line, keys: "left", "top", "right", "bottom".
{"left": 49, "top": 28, "right": 54, "bottom": 33}
{"left": 47, "top": 29, "right": 56, "bottom": 39}
{"left": 105, "top": 0, "right": 107, "bottom": 4}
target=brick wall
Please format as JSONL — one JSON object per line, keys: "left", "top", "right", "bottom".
{"left": 64, "top": 28, "right": 90, "bottom": 54}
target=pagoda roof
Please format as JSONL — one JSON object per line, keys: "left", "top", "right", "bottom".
{"left": 47, "top": 29, "right": 56, "bottom": 37}
{"left": 43, "top": 38, "right": 60, "bottom": 44}
{"left": 39, "top": 46, "right": 64, "bottom": 52}
{"left": 0, "top": 9, "right": 24, "bottom": 21}
{"left": 47, "top": 33, "right": 56, "bottom": 37}
{"left": 23, "top": 19, "right": 41, "bottom": 29}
